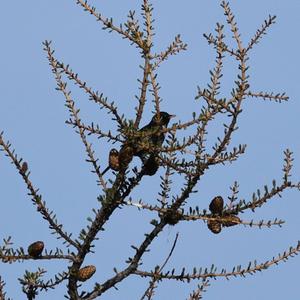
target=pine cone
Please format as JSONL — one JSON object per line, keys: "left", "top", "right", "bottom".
{"left": 20, "top": 161, "right": 28, "bottom": 174}
{"left": 77, "top": 265, "right": 96, "bottom": 282}
{"left": 162, "top": 209, "right": 182, "bottom": 225}
{"left": 142, "top": 154, "right": 159, "bottom": 176}
{"left": 28, "top": 241, "right": 44, "bottom": 258}
{"left": 108, "top": 148, "right": 120, "bottom": 171}
{"left": 222, "top": 215, "right": 241, "bottom": 227}
{"left": 209, "top": 196, "right": 224, "bottom": 215}
{"left": 207, "top": 220, "right": 222, "bottom": 234}
{"left": 118, "top": 144, "right": 134, "bottom": 170}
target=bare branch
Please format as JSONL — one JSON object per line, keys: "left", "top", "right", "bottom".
{"left": 140, "top": 233, "right": 179, "bottom": 300}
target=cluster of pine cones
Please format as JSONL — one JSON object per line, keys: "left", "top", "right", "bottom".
{"left": 207, "top": 196, "right": 241, "bottom": 234}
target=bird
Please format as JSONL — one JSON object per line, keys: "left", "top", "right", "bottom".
{"left": 101, "top": 112, "right": 175, "bottom": 175}
{"left": 134, "top": 111, "right": 175, "bottom": 175}
{"left": 134, "top": 112, "right": 176, "bottom": 162}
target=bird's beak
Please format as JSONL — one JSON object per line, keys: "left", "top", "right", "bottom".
{"left": 170, "top": 114, "right": 176, "bottom": 119}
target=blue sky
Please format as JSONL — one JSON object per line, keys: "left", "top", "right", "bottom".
{"left": 1, "top": 1, "right": 300, "bottom": 299}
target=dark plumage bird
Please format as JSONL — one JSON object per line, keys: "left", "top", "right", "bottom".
{"left": 136, "top": 112, "right": 175, "bottom": 176}
{"left": 134, "top": 112, "right": 176, "bottom": 161}
{"left": 118, "top": 111, "right": 175, "bottom": 174}
{"left": 102, "top": 112, "right": 175, "bottom": 175}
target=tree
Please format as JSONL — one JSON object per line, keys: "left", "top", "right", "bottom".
{"left": 0, "top": 1, "right": 299, "bottom": 299}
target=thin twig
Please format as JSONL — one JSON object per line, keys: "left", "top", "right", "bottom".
{"left": 140, "top": 233, "right": 179, "bottom": 300}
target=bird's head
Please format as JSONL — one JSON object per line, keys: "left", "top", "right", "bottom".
{"left": 152, "top": 111, "right": 176, "bottom": 126}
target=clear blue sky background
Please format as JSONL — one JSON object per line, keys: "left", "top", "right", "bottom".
{"left": 1, "top": 1, "right": 300, "bottom": 299}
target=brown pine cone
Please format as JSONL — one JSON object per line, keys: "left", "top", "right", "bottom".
{"left": 20, "top": 161, "right": 28, "bottom": 174}
{"left": 142, "top": 154, "right": 159, "bottom": 176}
{"left": 162, "top": 209, "right": 182, "bottom": 225}
{"left": 207, "top": 220, "right": 222, "bottom": 234}
{"left": 77, "top": 265, "right": 96, "bottom": 282}
{"left": 118, "top": 143, "right": 134, "bottom": 170}
{"left": 222, "top": 215, "right": 241, "bottom": 227}
{"left": 108, "top": 148, "right": 120, "bottom": 171}
{"left": 28, "top": 241, "right": 44, "bottom": 258}
{"left": 209, "top": 196, "right": 224, "bottom": 215}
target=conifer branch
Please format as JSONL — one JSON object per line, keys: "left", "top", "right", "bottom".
{"left": 135, "top": 240, "right": 300, "bottom": 281}
{"left": 65, "top": 120, "right": 123, "bottom": 142}
{"left": 75, "top": 0, "right": 144, "bottom": 49}
{"left": 0, "top": 134, "right": 79, "bottom": 249}
{"left": 44, "top": 45, "right": 124, "bottom": 127}
{"left": 44, "top": 40, "right": 108, "bottom": 191}
{"left": 246, "top": 15, "right": 277, "bottom": 52}
{"left": 187, "top": 279, "right": 210, "bottom": 300}
{"left": 246, "top": 91, "right": 289, "bottom": 102}
{"left": 134, "top": 60, "right": 151, "bottom": 128}
{"left": 152, "top": 34, "right": 187, "bottom": 69}
{"left": 1, "top": 1, "right": 298, "bottom": 299}
{"left": 0, "top": 276, "right": 10, "bottom": 300}
{"left": 139, "top": 233, "right": 179, "bottom": 300}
